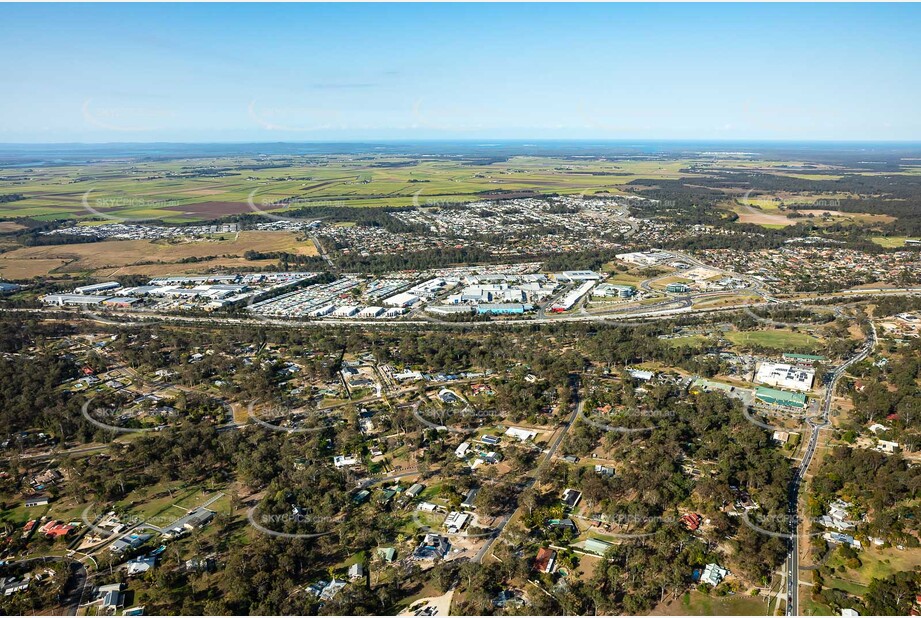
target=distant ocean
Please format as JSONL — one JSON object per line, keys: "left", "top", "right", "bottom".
{"left": 1, "top": 140, "right": 919, "bottom": 167}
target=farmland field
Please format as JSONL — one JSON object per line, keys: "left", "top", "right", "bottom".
{"left": 3, "top": 152, "right": 917, "bottom": 224}
{"left": 1, "top": 156, "right": 702, "bottom": 222}
{"left": 0, "top": 230, "right": 316, "bottom": 279}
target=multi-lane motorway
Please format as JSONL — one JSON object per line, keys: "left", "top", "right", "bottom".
{"left": 6, "top": 286, "right": 920, "bottom": 333}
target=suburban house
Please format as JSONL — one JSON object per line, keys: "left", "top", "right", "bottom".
{"left": 594, "top": 464, "right": 614, "bottom": 477}
{"left": 412, "top": 534, "right": 451, "bottom": 560}
{"left": 681, "top": 513, "right": 703, "bottom": 531}
{"left": 24, "top": 494, "right": 50, "bottom": 508}
{"left": 461, "top": 488, "right": 479, "bottom": 509}
{"left": 444, "top": 511, "right": 469, "bottom": 533}
{"left": 561, "top": 488, "right": 582, "bottom": 509}
{"left": 39, "top": 520, "right": 76, "bottom": 537}
{"left": 701, "top": 563, "right": 729, "bottom": 587}
{"left": 333, "top": 454, "right": 360, "bottom": 468}
{"left": 547, "top": 518, "right": 578, "bottom": 533}
{"left": 126, "top": 556, "right": 157, "bottom": 576}
{"left": 534, "top": 547, "right": 557, "bottom": 573}
{"left": 819, "top": 500, "right": 856, "bottom": 532}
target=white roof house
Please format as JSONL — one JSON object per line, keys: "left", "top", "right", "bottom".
{"left": 333, "top": 455, "right": 359, "bottom": 468}
{"left": 877, "top": 440, "right": 899, "bottom": 453}
{"left": 444, "top": 511, "right": 469, "bottom": 533}
{"left": 455, "top": 442, "right": 470, "bottom": 458}
{"left": 628, "top": 369, "right": 654, "bottom": 382}
{"left": 701, "top": 563, "right": 729, "bottom": 587}
{"left": 505, "top": 427, "right": 537, "bottom": 442}
{"left": 772, "top": 430, "right": 790, "bottom": 443}
{"left": 126, "top": 556, "right": 156, "bottom": 576}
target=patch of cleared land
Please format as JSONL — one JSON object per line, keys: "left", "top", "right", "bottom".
{"left": 729, "top": 192, "right": 896, "bottom": 227}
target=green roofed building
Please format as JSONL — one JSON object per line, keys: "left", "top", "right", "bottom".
{"left": 692, "top": 378, "right": 735, "bottom": 395}
{"left": 581, "top": 537, "right": 614, "bottom": 556}
{"left": 755, "top": 386, "right": 807, "bottom": 409}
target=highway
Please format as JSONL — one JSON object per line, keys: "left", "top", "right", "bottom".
{"left": 7, "top": 285, "right": 920, "bottom": 332}
{"left": 784, "top": 321, "right": 876, "bottom": 616}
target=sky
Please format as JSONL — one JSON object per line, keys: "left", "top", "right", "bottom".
{"left": 1, "top": 3, "right": 919, "bottom": 143}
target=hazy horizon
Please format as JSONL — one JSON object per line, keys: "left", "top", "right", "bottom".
{"left": 2, "top": 3, "right": 919, "bottom": 143}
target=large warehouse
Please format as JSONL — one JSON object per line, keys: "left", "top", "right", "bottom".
{"left": 755, "top": 362, "right": 815, "bottom": 392}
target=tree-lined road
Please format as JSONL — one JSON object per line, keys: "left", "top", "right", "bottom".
{"left": 785, "top": 321, "right": 876, "bottom": 616}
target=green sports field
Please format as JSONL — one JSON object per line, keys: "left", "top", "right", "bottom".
{"left": 725, "top": 329, "right": 823, "bottom": 352}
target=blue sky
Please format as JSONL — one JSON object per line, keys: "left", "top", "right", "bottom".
{"left": 1, "top": 3, "right": 919, "bottom": 143}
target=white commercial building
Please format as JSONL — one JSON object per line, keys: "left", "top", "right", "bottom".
{"left": 310, "top": 304, "right": 336, "bottom": 318}
{"left": 383, "top": 292, "right": 421, "bottom": 308}
{"left": 615, "top": 250, "right": 674, "bottom": 266}
{"left": 74, "top": 281, "right": 121, "bottom": 295}
{"left": 554, "top": 270, "right": 602, "bottom": 283}
{"left": 755, "top": 362, "right": 814, "bottom": 392}
{"left": 550, "top": 281, "right": 596, "bottom": 312}
{"left": 42, "top": 293, "right": 110, "bottom": 306}
{"left": 358, "top": 306, "right": 385, "bottom": 318}
{"left": 332, "top": 305, "right": 360, "bottom": 318}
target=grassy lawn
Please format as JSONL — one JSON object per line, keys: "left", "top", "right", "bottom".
{"left": 802, "top": 598, "right": 835, "bottom": 616}
{"left": 871, "top": 236, "right": 917, "bottom": 248}
{"left": 822, "top": 576, "right": 868, "bottom": 596}
{"left": 112, "top": 480, "right": 202, "bottom": 523}
{"left": 725, "top": 329, "right": 823, "bottom": 352}
{"left": 418, "top": 483, "right": 445, "bottom": 500}
{"left": 653, "top": 590, "right": 773, "bottom": 616}
{"left": 0, "top": 155, "right": 707, "bottom": 222}
{"left": 692, "top": 293, "right": 759, "bottom": 309}
{"left": 652, "top": 275, "right": 693, "bottom": 289}
{"left": 1, "top": 502, "right": 46, "bottom": 527}
{"left": 601, "top": 269, "right": 646, "bottom": 285}
{"left": 825, "top": 545, "right": 921, "bottom": 586}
